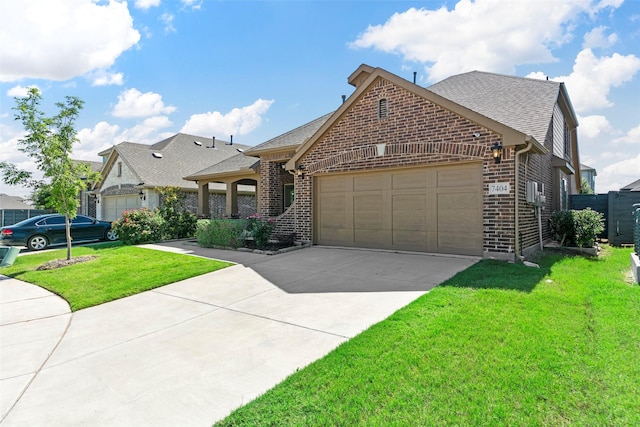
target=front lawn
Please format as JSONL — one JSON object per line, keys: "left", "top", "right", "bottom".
{"left": 216, "top": 246, "right": 639, "bottom": 426}
{"left": 1, "top": 243, "right": 232, "bottom": 311}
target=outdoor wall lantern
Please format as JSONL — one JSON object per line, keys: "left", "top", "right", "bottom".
{"left": 296, "top": 164, "right": 305, "bottom": 179}
{"left": 491, "top": 142, "right": 503, "bottom": 164}
{"left": 139, "top": 190, "right": 146, "bottom": 201}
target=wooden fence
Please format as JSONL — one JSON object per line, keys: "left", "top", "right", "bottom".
{"left": 570, "top": 191, "right": 640, "bottom": 246}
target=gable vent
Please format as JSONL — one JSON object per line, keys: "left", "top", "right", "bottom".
{"left": 152, "top": 152, "right": 163, "bottom": 159}
{"left": 378, "top": 98, "right": 388, "bottom": 119}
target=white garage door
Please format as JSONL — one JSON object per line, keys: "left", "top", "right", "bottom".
{"left": 103, "top": 195, "right": 140, "bottom": 222}
{"left": 315, "top": 163, "right": 483, "bottom": 256}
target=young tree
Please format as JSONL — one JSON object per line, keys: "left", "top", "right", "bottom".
{"left": 0, "top": 88, "right": 100, "bottom": 260}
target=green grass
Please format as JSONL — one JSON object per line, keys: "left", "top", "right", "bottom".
{"left": 1, "top": 243, "right": 232, "bottom": 311}
{"left": 216, "top": 246, "right": 639, "bottom": 426}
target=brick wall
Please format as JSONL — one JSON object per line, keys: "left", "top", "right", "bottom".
{"left": 286, "top": 76, "right": 517, "bottom": 257}
{"left": 259, "top": 152, "right": 295, "bottom": 217}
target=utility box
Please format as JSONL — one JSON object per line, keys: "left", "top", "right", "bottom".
{"left": 0, "top": 246, "right": 20, "bottom": 268}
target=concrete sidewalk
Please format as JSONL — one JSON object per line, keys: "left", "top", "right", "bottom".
{"left": 1, "top": 245, "right": 477, "bottom": 426}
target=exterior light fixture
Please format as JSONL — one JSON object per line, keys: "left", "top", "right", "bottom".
{"left": 491, "top": 142, "right": 503, "bottom": 164}
{"left": 296, "top": 164, "right": 305, "bottom": 179}
{"left": 139, "top": 190, "right": 145, "bottom": 201}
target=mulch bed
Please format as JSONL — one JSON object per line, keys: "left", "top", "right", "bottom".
{"left": 36, "top": 255, "right": 97, "bottom": 271}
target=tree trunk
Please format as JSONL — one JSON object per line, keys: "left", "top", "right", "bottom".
{"left": 65, "top": 214, "right": 72, "bottom": 260}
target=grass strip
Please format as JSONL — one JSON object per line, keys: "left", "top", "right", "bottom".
{"left": 1, "top": 243, "right": 232, "bottom": 311}
{"left": 216, "top": 247, "right": 639, "bottom": 426}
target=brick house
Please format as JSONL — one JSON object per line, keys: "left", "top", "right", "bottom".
{"left": 93, "top": 133, "right": 256, "bottom": 221}
{"left": 187, "top": 64, "right": 581, "bottom": 260}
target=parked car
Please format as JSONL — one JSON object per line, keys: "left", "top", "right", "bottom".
{"left": 0, "top": 214, "right": 118, "bottom": 250}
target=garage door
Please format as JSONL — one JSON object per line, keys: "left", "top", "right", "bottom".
{"left": 315, "top": 163, "right": 483, "bottom": 256}
{"left": 103, "top": 195, "right": 140, "bottom": 222}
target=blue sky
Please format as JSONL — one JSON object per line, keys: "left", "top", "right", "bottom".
{"left": 1, "top": 0, "right": 639, "bottom": 199}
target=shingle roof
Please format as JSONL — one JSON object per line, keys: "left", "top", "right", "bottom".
{"left": 427, "top": 71, "right": 561, "bottom": 144}
{"left": 0, "top": 194, "right": 33, "bottom": 209}
{"left": 185, "top": 153, "right": 259, "bottom": 179}
{"left": 245, "top": 112, "right": 333, "bottom": 154}
{"left": 110, "top": 133, "right": 249, "bottom": 189}
{"left": 621, "top": 178, "right": 640, "bottom": 191}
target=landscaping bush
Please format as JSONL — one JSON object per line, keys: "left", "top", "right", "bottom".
{"left": 246, "top": 213, "right": 275, "bottom": 249}
{"left": 196, "top": 219, "right": 248, "bottom": 249}
{"left": 111, "top": 208, "right": 165, "bottom": 245}
{"left": 157, "top": 186, "right": 197, "bottom": 239}
{"left": 550, "top": 208, "right": 604, "bottom": 248}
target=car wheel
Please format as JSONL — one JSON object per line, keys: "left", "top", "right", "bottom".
{"left": 27, "top": 235, "right": 49, "bottom": 251}
{"left": 105, "top": 229, "right": 119, "bottom": 241}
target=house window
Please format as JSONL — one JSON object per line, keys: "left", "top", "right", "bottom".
{"left": 117, "top": 162, "right": 122, "bottom": 177}
{"left": 378, "top": 98, "right": 388, "bottom": 119}
{"left": 283, "top": 184, "right": 294, "bottom": 210}
{"left": 560, "top": 177, "right": 568, "bottom": 210}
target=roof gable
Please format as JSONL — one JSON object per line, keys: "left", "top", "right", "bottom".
{"left": 288, "top": 65, "right": 536, "bottom": 168}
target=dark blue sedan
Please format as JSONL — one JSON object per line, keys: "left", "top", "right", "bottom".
{"left": 0, "top": 214, "right": 118, "bottom": 251}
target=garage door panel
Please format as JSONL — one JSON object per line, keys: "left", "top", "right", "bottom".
{"left": 103, "top": 195, "right": 139, "bottom": 222}
{"left": 393, "top": 230, "right": 427, "bottom": 251}
{"left": 354, "top": 175, "right": 383, "bottom": 192}
{"left": 355, "top": 229, "right": 386, "bottom": 248}
{"left": 316, "top": 163, "right": 482, "bottom": 256}
{"left": 392, "top": 171, "right": 429, "bottom": 190}
{"left": 438, "top": 232, "right": 483, "bottom": 255}
{"left": 319, "top": 176, "right": 348, "bottom": 193}
{"left": 437, "top": 165, "right": 481, "bottom": 188}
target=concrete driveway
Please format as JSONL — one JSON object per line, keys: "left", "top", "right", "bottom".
{"left": 0, "top": 243, "right": 477, "bottom": 426}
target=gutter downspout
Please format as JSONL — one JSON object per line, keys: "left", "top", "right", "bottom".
{"left": 514, "top": 137, "right": 534, "bottom": 260}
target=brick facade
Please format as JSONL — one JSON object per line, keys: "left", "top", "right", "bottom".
{"left": 281, "top": 76, "right": 519, "bottom": 257}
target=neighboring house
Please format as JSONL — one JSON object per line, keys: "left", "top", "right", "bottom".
{"left": 187, "top": 64, "right": 581, "bottom": 261}
{"left": 581, "top": 163, "right": 597, "bottom": 193}
{"left": 75, "top": 159, "right": 103, "bottom": 218}
{"left": 93, "top": 133, "right": 256, "bottom": 221}
{"left": 620, "top": 178, "right": 640, "bottom": 192}
{"left": 0, "top": 194, "right": 34, "bottom": 210}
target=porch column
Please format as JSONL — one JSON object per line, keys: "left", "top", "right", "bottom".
{"left": 255, "top": 178, "right": 261, "bottom": 214}
{"left": 198, "top": 182, "right": 210, "bottom": 217}
{"left": 226, "top": 181, "right": 238, "bottom": 217}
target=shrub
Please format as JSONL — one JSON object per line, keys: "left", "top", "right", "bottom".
{"left": 246, "top": 213, "right": 275, "bottom": 249}
{"left": 157, "top": 186, "right": 197, "bottom": 239}
{"left": 111, "top": 208, "right": 164, "bottom": 245}
{"left": 550, "top": 208, "right": 604, "bottom": 248}
{"left": 573, "top": 208, "right": 605, "bottom": 248}
{"left": 196, "top": 219, "right": 248, "bottom": 249}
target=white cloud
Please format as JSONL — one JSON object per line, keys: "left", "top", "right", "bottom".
{"left": 181, "top": 0, "right": 202, "bottom": 10}
{"left": 582, "top": 26, "right": 618, "bottom": 49}
{"left": 6, "top": 85, "right": 39, "bottom": 98}
{"left": 350, "top": 0, "right": 622, "bottom": 82}
{"left": 546, "top": 49, "right": 640, "bottom": 113}
{"left": 75, "top": 122, "right": 122, "bottom": 160}
{"left": 597, "top": 154, "right": 640, "bottom": 192}
{"left": 612, "top": 123, "right": 640, "bottom": 145}
{"left": 135, "top": 0, "right": 161, "bottom": 10}
{"left": 90, "top": 70, "right": 124, "bottom": 87}
{"left": 112, "top": 89, "right": 176, "bottom": 118}
{"left": 160, "top": 13, "right": 176, "bottom": 34}
{"left": 180, "top": 99, "right": 274, "bottom": 137}
{"left": 578, "top": 115, "right": 612, "bottom": 139}
{"left": 118, "top": 116, "right": 174, "bottom": 144}
{"left": 0, "top": 0, "right": 140, "bottom": 82}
